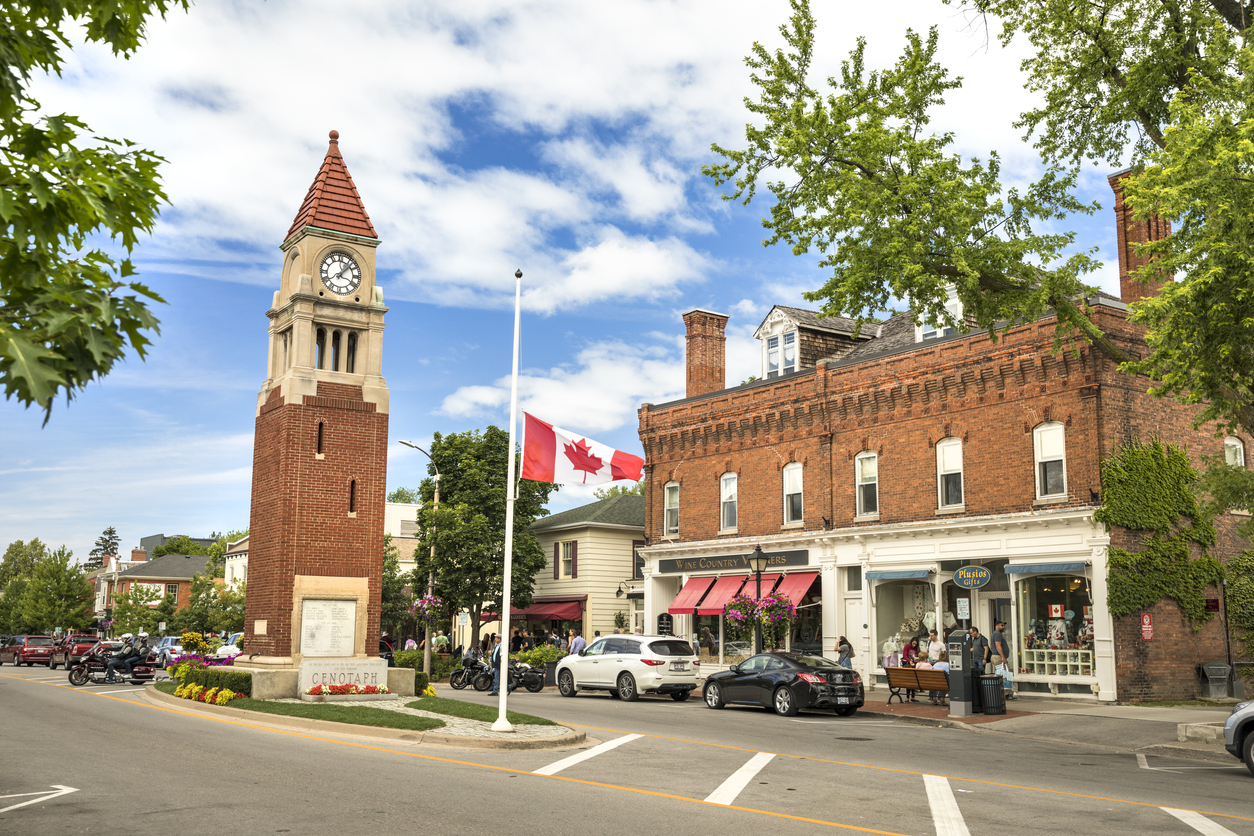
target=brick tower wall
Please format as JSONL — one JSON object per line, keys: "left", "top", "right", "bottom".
{"left": 245, "top": 381, "right": 388, "bottom": 658}
{"left": 683, "top": 310, "right": 728, "bottom": 398}
{"left": 1109, "top": 171, "right": 1171, "bottom": 305}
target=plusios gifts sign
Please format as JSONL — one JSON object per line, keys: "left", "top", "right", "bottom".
{"left": 952, "top": 565, "right": 992, "bottom": 590}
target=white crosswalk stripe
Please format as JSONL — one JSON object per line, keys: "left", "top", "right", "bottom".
{"left": 1161, "top": 807, "right": 1239, "bottom": 836}
{"left": 532, "top": 733, "right": 642, "bottom": 776}
{"left": 923, "top": 774, "right": 971, "bottom": 836}
{"left": 704, "top": 752, "right": 776, "bottom": 806}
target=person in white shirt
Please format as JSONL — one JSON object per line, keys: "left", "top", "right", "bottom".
{"left": 927, "top": 629, "right": 945, "bottom": 662}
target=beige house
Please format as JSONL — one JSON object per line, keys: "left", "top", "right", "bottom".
{"left": 529, "top": 495, "right": 646, "bottom": 639}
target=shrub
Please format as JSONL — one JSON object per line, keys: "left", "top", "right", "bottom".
{"left": 184, "top": 666, "right": 251, "bottom": 696}
{"left": 393, "top": 650, "right": 421, "bottom": 669}
{"left": 180, "top": 632, "right": 207, "bottom": 654}
{"left": 394, "top": 652, "right": 458, "bottom": 682}
{"left": 514, "top": 646, "right": 568, "bottom": 666}
{"left": 413, "top": 671, "right": 429, "bottom": 694}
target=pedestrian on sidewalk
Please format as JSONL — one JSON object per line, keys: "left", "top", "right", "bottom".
{"left": 931, "top": 651, "right": 951, "bottom": 706}
{"left": 927, "top": 629, "right": 945, "bottom": 662}
{"left": 991, "top": 654, "right": 1016, "bottom": 701}
{"left": 837, "top": 636, "right": 854, "bottom": 668}
{"left": 968, "top": 627, "right": 989, "bottom": 674}
{"left": 902, "top": 637, "right": 921, "bottom": 702}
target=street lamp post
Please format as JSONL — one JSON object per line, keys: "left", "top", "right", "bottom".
{"left": 400, "top": 440, "right": 440, "bottom": 677}
{"left": 747, "top": 545, "right": 770, "bottom": 655}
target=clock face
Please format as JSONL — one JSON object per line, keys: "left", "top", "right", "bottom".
{"left": 320, "top": 252, "right": 362, "bottom": 295}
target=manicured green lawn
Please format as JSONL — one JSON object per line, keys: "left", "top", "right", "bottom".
{"left": 154, "top": 681, "right": 445, "bottom": 731}
{"left": 405, "top": 694, "right": 556, "bottom": 726}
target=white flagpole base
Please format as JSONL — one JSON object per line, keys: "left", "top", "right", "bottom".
{"left": 491, "top": 717, "right": 515, "bottom": 732}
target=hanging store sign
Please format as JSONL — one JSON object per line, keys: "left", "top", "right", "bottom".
{"left": 656, "top": 549, "right": 808, "bottom": 575}
{"left": 952, "top": 565, "right": 992, "bottom": 589}
{"left": 956, "top": 598, "right": 970, "bottom": 620}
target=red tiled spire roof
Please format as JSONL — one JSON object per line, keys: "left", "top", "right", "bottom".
{"left": 285, "top": 130, "right": 378, "bottom": 242}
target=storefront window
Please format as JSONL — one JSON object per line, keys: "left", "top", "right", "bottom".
{"left": 875, "top": 580, "right": 935, "bottom": 668}
{"left": 1017, "top": 574, "right": 1094, "bottom": 677}
{"left": 788, "top": 576, "right": 822, "bottom": 654}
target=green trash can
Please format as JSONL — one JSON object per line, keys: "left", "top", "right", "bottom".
{"left": 980, "top": 674, "right": 1006, "bottom": 715}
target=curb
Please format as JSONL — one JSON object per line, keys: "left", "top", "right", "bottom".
{"left": 1135, "top": 743, "right": 1237, "bottom": 764}
{"left": 141, "top": 686, "right": 586, "bottom": 750}
{"left": 856, "top": 709, "right": 973, "bottom": 731}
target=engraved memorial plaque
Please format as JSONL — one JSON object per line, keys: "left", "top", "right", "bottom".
{"left": 300, "top": 599, "right": 357, "bottom": 657}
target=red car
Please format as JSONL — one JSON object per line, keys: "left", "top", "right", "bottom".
{"left": 0, "top": 635, "right": 56, "bottom": 666}
{"left": 51, "top": 635, "right": 99, "bottom": 669}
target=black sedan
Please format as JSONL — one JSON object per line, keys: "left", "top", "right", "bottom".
{"left": 702, "top": 652, "right": 864, "bottom": 717}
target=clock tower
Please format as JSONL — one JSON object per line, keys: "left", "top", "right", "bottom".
{"left": 244, "top": 130, "right": 389, "bottom": 666}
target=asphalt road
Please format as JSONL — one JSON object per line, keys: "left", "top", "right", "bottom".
{"left": 2, "top": 665, "right": 1251, "bottom": 836}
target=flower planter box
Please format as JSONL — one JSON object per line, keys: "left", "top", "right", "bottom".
{"left": 299, "top": 693, "right": 393, "bottom": 703}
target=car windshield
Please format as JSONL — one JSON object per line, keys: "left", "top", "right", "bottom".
{"left": 790, "top": 654, "right": 842, "bottom": 669}
{"left": 27, "top": 637, "right": 54, "bottom": 646}
{"left": 648, "top": 640, "right": 695, "bottom": 657}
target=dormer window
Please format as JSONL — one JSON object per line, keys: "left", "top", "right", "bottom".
{"left": 766, "top": 332, "right": 797, "bottom": 378}
{"left": 917, "top": 288, "right": 963, "bottom": 342}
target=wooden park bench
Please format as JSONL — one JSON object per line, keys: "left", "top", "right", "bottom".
{"left": 884, "top": 666, "right": 951, "bottom": 704}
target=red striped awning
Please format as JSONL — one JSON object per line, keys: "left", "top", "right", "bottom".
{"left": 773, "top": 572, "right": 819, "bottom": 607}
{"left": 667, "top": 576, "right": 715, "bottom": 615}
{"left": 511, "top": 601, "right": 584, "bottom": 620}
{"left": 696, "top": 575, "right": 747, "bottom": 615}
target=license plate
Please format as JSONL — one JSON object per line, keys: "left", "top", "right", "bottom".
{"left": 838, "top": 697, "right": 850, "bottom": 704}
{"left": 671, "top": 662, "right": 688, "bottom": 671}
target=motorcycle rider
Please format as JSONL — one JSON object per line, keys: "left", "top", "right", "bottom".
{"left": 124, "top": 631, "right": 150, "bottom": 678}
{"left": 105, "top": 633, "right": 135, "bottom": 683}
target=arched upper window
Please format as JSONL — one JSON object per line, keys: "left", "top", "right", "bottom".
{"left": 936, "top": 437, "right": 964, "bottom": 508}
{"left": 855, "top": 451, "right": 878, "bottom": 517}
{"left": 331, "top": 330, "right": 342, "bottom": 372}
{"left": 720, "top": 473, "right": 738, "bottom": 531}
{"left": 346, "top": 332, "right": 358, "bottom": 374}
{"left": 1034, "top": 422, "right": 1067, "bottom": 498}
{"left": 663, "top": 482, "right": 679, "bottom": 536}
{"left": 783, "top": 462, "right": 803, "bottom": 524}
{"left": 1225, "top": 436, "right": 1246, "bottom": 468}
{"left": 315, "top": 327, "right": 327, "bottom": 370}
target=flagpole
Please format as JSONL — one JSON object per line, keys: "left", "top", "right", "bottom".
{"left": 493, "top": 269, "right": 523, "bottom": 733}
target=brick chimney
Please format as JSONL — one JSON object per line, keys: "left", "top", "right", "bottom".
{"left": 131, "top": 548, "right": 148, "bottom": 562}
{"left": 682, "top": 308, "right": 728, "bottom": 398}
{"left": 1109, "top": 170, "right": 1171, "bottom": 304}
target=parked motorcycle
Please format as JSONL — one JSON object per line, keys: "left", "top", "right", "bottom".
{"left": 450, "top": 654, "right": 490, "bottom": 691}
{"left": 510, "top": 660, "right": 546, "bottom": 693}
{"left": 68, "top": 642, "right": 156, "bottom": 687}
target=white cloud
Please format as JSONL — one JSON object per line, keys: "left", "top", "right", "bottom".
{"left": 440, "top": 336, "right": 684, "bottom": 436}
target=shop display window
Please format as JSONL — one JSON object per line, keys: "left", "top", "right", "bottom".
{"left": 1017, "top": 574, "right": 1093, "bottom": 677}
{"left": 788, "top": 576, "right": 822, "bottom": 655}
{"left": 875, "top": 580, "right": 935, "bottom": 667}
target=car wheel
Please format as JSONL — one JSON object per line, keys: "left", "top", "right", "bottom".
{"left": 1244, "top": 729, "right": 1254, "bottom": 779}
{"left": 703, "top": 681, "right": 725, "bottom": 709}
{"left": 835, "top": 706, "right": 858, "bottom": 717}
{"left": 671, "top": 690, "right": 690, "bottom": 702}
{"left": 49, "top": 658, "right": 58, "bottom": 670}
{"left": 773, "top": 686, "right": 799, "bottom": 716}
{"left": 558, "top": 670, "right": 577, "bottom": 698}
{"left": 617, "top": 673, "right": 639, "bottom": 702}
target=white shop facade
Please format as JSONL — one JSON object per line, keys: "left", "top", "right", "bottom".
{"left": 640, "top": 505, "right": 1117, "bottom": 701}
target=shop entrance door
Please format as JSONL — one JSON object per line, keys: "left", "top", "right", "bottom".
{"left": 844, "top": 597, "right": 865, "bottom": 658}
{"left": 989, "top": 598, "right": 1011, "bottom": 655}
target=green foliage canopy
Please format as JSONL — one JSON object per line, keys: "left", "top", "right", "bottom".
{"left": 20, "top": 544, "right": 93, "bottom": 632}
{"left": 1, "top": 1, "right": 189, "bottom": 419}
{"left": 0, "top": 537, "right": 48, "bottom": 587}
{"left": 151, "top": 535, "right": 210, "bottom": 558}
{"left": 85, "top": 525, "right": 120, "bottom": 571}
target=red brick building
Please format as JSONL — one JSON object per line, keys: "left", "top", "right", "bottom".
{"left": 242, "top": 131, "right": 390, "bottom": 666}
{"left": 637, "top": 172, "right": 1247, "bottom": 702}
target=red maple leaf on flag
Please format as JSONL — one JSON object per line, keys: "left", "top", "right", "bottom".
{"left": 564, "top": 438, "right": 603, "bottom": 482}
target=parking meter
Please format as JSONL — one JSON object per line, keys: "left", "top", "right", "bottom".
{"left": 947, "top": 628, "right": 975, "bottom": 717}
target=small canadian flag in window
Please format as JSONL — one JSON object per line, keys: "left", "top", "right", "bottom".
{"left": 1048, "top": 604, "right": 1064, "bottom": 617}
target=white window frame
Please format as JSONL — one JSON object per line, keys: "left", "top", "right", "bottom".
{"left": 763, "top": 330, "right": 798, "bottom": 378}
{"left": 720, "top": 472, "right": 738, "bottom": 531}
{"left": 936, "top": 437, "right": 964, "bottom": 508}
{"left": 1033, "top": 422, "right": 1068, "bottom": 499}
{"left": 1225, "top": 436, "right": 1246, "bottom": 468}
{"left": 559, "top": 541, "right": 574, "bottom": 579}
{"left": 855, "top": 451, "right": 878, "bottom": 517}
{"left": 783, "top": 462, "right": 803, "bottom": 524}
{"left": 663, "top": 482, "right": 680, "bottom": 536}
{"left": 916, "top": 287, "right": 963, "bottom": 342}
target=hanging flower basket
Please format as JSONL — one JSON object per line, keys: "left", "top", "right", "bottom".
{"left": 409, "top": 595, "right": 446, "bottom": 630}
{"left": 723, "top": 593, "right": 797, "bottom": 645}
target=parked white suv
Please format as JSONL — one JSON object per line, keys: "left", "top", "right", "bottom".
{"left": 556, "top": 635, "right": 699, "bottom": 701}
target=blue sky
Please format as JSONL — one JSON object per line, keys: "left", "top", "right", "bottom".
{"left": 1, "top": 1, "right": 1128, "bottom": 563}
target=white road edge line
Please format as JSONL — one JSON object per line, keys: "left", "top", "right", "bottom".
{"left": 923, "top": 774, "right": 971, "bottom": 836}
{"left": 1161, "top": 807, "right": 1240, "bottom": 836}
{"left": 704, "top": 752, "right": 776, "bottom": 806}
{"left": 0, "top": 786, "right": 78, "bottom": 815}
{"left": 532, "top": 733, "right": 643, "bottom": 776}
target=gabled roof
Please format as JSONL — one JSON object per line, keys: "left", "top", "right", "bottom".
{"left": 755, "top": 305, "right": 867, "bottom": 339}
{"left": 532, "top": 495, "right": 645, "bottom": 532}
{"left": 285, "top": 130, "right": 378, "bottom": 242}
{"left": 117, "top": 553, "right": 212, "bottom": 581}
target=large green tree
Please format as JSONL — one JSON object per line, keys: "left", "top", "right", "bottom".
{"left": 380, "top": 534, "right": 415, "bottom": 642}
{"left": 706, "top": 0, "right": 1254, "bottom": 449}
{"left": 110, "top": 582, "right": 161, "bottom": 635}
{"left": 411, "top": 426, "right": 558, "bottom": 650}
{"left": 85, "top": 525, "right": 120, "bottom": 571}
{"left": 1, "top": 1, "right": 189, "bottom": 420}
{"left": 0, "top": 577, "right": 33, "bottom": 633}
{"left": 205, "top": 529, "right": 248, "bottom": 578}
{"left": 0, "top": 538, "right": 48, "bottom": 587}
{"left": 151, "top": 535, "right": 210, "bottom": 558}
{"left": 21, "top": 545, "right": 93, "bottom": 632}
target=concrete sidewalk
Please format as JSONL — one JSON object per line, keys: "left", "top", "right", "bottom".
{"left": 856, "top": 687, "right": 1241, "bottom": 763}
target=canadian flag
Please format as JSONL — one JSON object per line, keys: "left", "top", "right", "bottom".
{"left": 521, "top": 413, "right": 644, "bottom": 485}
{"left": 1048, "top": 604, "right": 1063, "bottom": 618}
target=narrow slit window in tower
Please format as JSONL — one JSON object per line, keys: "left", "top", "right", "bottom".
{"left": 315, "top": 328, "right": 326, "bottom": 370}
{"left": 349, "top": 479, "right": 357, "bottom": 512}
{"left": 331, "top": 330, "right": 342, "bottom": 372}
{"left": 346, "top": 332, "right": 357, "bottom": 374}
{"left": 317, "top": 422, "right": 324, "bottom": 454}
